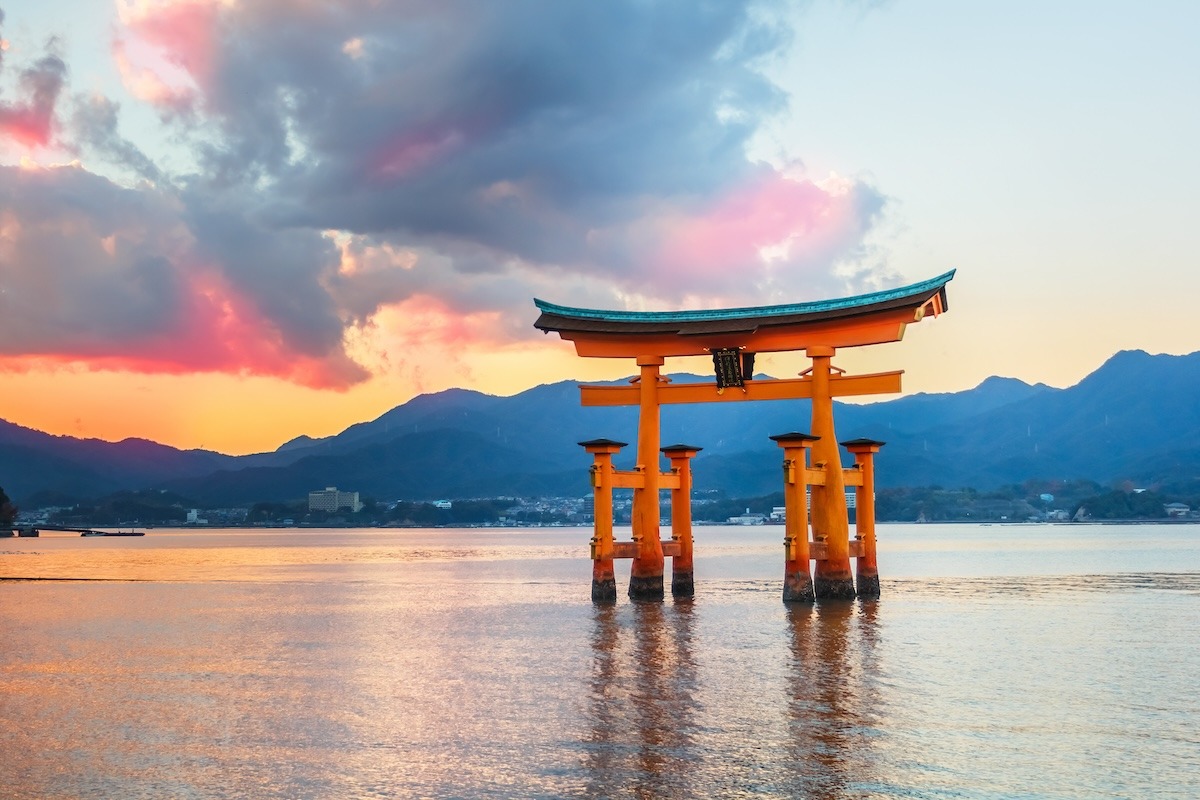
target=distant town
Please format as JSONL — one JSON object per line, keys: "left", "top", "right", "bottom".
{"left": 9, "top": 480, "right": 1199, "bottom": 530}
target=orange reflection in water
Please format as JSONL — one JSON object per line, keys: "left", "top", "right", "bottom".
{"left": 584, "top": 600, "right": 700, "bottom": 799}
{"left": 783, "top": 600, "right": 883, "bottom": 799}
{"left": 580, "top": 596, "right": 885, "bottom": 798}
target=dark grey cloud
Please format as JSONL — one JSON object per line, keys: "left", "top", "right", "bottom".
{"left": 0, "top": 164, "right": 188, "bottom": 353}
{"left": 0, "top": 1, "right": 897, "bottom": 386}
{"left": 203, "top": 1, "right": 788, "bottom": 254}
{"left": 70, "top": 95, "right": 162, "bottom": 183}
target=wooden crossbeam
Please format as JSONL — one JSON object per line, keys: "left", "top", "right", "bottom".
{"left": 580, "top": 371, "right": 903, "bottom": 407}
{"left": 598, "top": 538, "right": 865, "bottom": 561}
{"left": 607, "top": 470, "right": 681, "bottom": 490}
{"left": 606, "top": 540, "right": 684, "bottom": 559}
{"left": 808, "top": 539, "right": 865, "bottom": 560}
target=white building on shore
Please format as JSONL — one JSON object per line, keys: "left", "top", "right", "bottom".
{"left": 308, "top": 487, "right": 364, "bottom": 513}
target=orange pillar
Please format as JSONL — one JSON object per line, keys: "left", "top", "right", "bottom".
{"left": 843, "top": 438, "right": 884, "bottom": 599}
{"left": 807, "top": 346, "right": 856, "bottom": 600}
{"left": 661, "top": 444, "right": 701, "bottom": 598}
{"left": 580, "top": 438, "right": 627, "bottom": 602}
{"left": 771, "top": 432, "right": 818, "bottom": 603}
{"left": 629, "top": 356, "right": 665, "bottom": 600}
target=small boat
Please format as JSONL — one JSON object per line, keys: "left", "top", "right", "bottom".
{"left": 80, "top": 530, "right": 145, "bottom": 537}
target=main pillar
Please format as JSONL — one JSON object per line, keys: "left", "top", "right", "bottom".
{"left": 807, "top": 347, "right": 856, "bottom": 600}
{"left": 662, "top": 444, "right": 701, "bottom": 598}
{"left": 843, "top": 438, "right": 884, "bottom": 599}
{"left": 629, "top": 356, "right": 665, "bottom": 600}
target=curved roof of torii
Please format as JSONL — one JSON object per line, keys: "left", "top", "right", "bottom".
{"left": 533, "top": 270, "right": 955, "bottom": 358}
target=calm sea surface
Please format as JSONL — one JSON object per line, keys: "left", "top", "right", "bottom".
{"left": 2, "top": 524, "right": 1198, "bottom": 799}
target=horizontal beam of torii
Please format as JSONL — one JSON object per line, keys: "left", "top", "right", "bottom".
{"left": 579, "top": 371, "right": 902, "bottom": 407}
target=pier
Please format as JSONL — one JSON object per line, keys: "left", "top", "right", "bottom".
{"left": 1, "top": 525, "right": 145, "bottom": 538}
{"left": 534, "top": 270, "right": 954, "bottom": 602}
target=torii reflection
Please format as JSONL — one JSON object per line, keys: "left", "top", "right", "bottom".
{"left": 784, "top": 599, "right": 884, "bottom": 799}
{"left": 581, "top": 598, "right": 883, "bottom": 798}
{"left": 582, "top": 600, "right": 699, "bottom": 799}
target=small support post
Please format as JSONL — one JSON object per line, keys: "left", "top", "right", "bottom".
{"left": 579, "top": 438, "right": 627, "bottom": 603}
{"left": 661, "top": 444, "right": 702, "bottom": 598}
{"left": 629, "top": 356, "right": 666, "bottom": 600}
{"left": 770, "top": 432, "right": 819, "bottom": 603}
{"left": 842, "top": 438, "right": 884, "bottom": 599}
{"left": 806, "top": 346, "right": 856, "bottom": 600}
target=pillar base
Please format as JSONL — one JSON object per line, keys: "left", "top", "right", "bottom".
{"left": 671, "top": 571, "right": 694, "bottom": 598}
{"left": 814, "top": 575, "right": 857, "bottom": 600}
{"left": 591, "top": 576, "right": 618, "bottom": 603}
{"left": 856, "top": 573, "right": 880, "bottom": 599}
{"left": 783, "top": 571, "right": 815, "bottom": 603}
{"left": 629, "top": 573, "right": 665, "bottom": 600}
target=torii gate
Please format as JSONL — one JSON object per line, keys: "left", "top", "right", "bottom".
{"left": 533, "top": 270, "right": 954, "bottom": 603}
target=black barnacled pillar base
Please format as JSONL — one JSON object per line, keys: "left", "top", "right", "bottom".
{"left": 591, "top": 577, "right": 618, "bottom": 603}
{"left": 671, "top": 571, "right": 694, "bottom": 598}
{"left": 628, "top": 574, "right": 665, "bottom": 600}
{"left": 814, "top": 575, "right": 857, "bottom": 600}
{"left": 856, "top": 574, "right": 881, "bottom": 599}
{"left": 782, "top": 572, "right": 815, "bottom": 603}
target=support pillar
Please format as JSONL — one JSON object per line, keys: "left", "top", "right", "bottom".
{"left": 843, "top": 438, "right": 884, "bottom": 599}
{"left": 629, "top": 356, "right": 665, "bottom": 600}
{"left": 770, "top": 432, "right": 819, "bottom": 603}
{"left": 580, "top": 438, "right": 627, "bottom": 603}
{"left": 661, "top": 444, "right": 702, "bottom": 598}
{"left": 806, "top": 347, "right": 856, "bottom": 600}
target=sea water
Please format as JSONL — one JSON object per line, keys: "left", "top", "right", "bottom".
{"left": 2, "top": 524, "right": 1198, "bottom": 799}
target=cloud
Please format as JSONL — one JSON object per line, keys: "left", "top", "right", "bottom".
{"left": 112, "top": 0, "right": 219, "bottom": 116}
{"left": 0, "top": 1, "right": 899, "bottom": 388}
{"left": 0, "top": 13, "right": 66, "bottom": 148}
{"left": 70, "top": 94, "right": 162, "bottom": 182}
{"left": 0, "top": 162, "right": 369, "bottom": 386}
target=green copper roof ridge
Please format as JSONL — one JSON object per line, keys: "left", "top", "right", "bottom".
{"left": 534, "top": 269, "right": 955, "bottom": 323}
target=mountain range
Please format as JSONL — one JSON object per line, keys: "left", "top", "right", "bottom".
{"left": 3, "top": 349, "right": 1199, "bottom": 507}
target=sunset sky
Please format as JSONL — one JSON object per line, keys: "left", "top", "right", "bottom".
{"left": 1, "top": 1, "right": 1197, "bottom": 455}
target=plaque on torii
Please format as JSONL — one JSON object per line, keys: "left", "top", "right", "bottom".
{"left": 533, "top": 270, "right": 954, "bottom": 603}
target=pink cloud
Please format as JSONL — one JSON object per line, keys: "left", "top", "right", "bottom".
{"left": 372, "top": 126, "right": 467, "bottom": 181}
{"left": 0, "top": 39, "right": 66, "bottom": 148}
{"left": 113, "top": 0, "right": 221, "bottom": 110}
{"left": 653, "top": 172, "right": 864, "bottom": 283}
{"left": 168, "top": 268, "right": 369, "bottom": 387}
{"left": 367, "top": 108, "right": 504, "bottom": 183}
{"left": 374, "top": 294, "right": 507, "bottom": 350}
{"left": 112, "top": 39, "right": 197, "bottom": 113}
{"left": 0, "top": 267, "right": 367, "bottom": 389}
{"left": 572, "top": 171, "right": 882, "bottom": 305}
{"left": 0, "top": 163, "right": 372, "bottom": 389}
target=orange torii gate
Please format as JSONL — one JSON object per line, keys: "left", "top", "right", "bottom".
{"left": 533, "top": 270, "right": 954, "bottom": 603}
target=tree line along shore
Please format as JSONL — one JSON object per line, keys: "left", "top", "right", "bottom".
{"left": 6, "top": 479, "right": 1199, "bottom": 529}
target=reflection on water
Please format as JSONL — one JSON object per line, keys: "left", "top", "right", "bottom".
{"left": 584, "top": 601, "right": 700, "bottom": 799}
{"left": 783, "top": 601, "right": 881, "bottom": 799}
{"left": 2, "top": 525, "right": 1200, "bottom": 798}
{"left": 581, "top": 598, "right": 892, "bottom": 800}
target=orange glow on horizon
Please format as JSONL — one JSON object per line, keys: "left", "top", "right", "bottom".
{"left": 0, "top": 339, "right": 639, "bottom": 455}
{"left": 2, "top": 308, "right": 1192, "bottom": 457}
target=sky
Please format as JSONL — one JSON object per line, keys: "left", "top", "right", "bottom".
{"left": 1, "top": 0, "right": 1197, "bottom": 455}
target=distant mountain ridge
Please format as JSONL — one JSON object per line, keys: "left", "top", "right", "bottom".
{"left": 0, "top": 419, "right": 239, "bottom": 503}
{"left": 2, "top": 349, "right": 1198, "bottom": 505}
